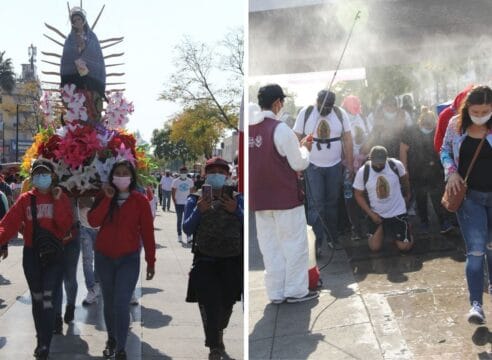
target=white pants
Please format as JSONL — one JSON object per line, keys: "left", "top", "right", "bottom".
{"left": 255, "top": 205, "right": 309, "bottom": 301}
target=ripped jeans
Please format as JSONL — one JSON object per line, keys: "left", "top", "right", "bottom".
{"left": 457, "top": 189, "right": 492, "bottom": 306}
{"left": 22, "top": 246, "right": 63, "bottom": 348}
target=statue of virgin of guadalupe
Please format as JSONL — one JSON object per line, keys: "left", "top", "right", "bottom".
{"left": 60, "top": 7, "right": 106, "bottom": 121}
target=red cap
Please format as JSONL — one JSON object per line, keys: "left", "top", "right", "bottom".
{"left": 205, "top": 157, "right": 229, "bottom": 173}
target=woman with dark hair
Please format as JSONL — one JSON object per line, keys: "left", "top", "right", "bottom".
{"left": 0, "top": 159, "right": 73, "bottom": 359}
{"left": 88, "top": 160, "right": 156, "bottom": 359}
{"left": 441, "top": 85, "right": 492, "bottom": 324}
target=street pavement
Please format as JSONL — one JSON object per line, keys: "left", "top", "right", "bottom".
{"left": 0, "top": 205, "right": 243, "bottom": 359}
{"left": 249, "top": 214, "right": 492, "bottom": 360}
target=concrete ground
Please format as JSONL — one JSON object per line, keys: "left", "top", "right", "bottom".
{"left": 249, "top": 213, "right": 492, "bottom": 360}
{"left": 0, "top": 205, "right": 243, "bottom": 359}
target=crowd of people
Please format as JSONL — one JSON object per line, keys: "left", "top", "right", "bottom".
{"left": 250, "top": 83, "right": 492, "bottom": 327}
{"left": 0, "top": 154, "right": 242, "bottom": 360}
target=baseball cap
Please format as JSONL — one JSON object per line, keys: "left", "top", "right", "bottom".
{"left": 258, "top": 84, "right": 286, "bottom": 108}
{"left": 205, "top": 157, "right": 230, "bottom": 173}
{"left": 31, "top": 159, "right": 54, "bottom": 175}
{"left": 317, "top": 90, "right": 336, "bottom": 106}
{"left": 369, "top": 146, "right": 388, "bottom": 166}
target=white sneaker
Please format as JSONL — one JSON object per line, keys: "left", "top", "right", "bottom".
{"left": 178, "top": 234, "right": 183, "bottom": 243}
{"left": 468, "top": 301, "right": 485, "bottom": 324}
{"left": 130, "top": 293, "right": 139, "bottom": 306}
{"left": 286, "top": 291, "right": 320, "bottom": 303}
{"left": 82, "top": 289, "right": 98, "bottom": 305}
{"left": 186, "top": 235, "right": 192, "bottom": 244}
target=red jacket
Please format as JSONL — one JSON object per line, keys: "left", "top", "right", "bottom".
{"left": 88, "top": 191, "right": 156, "bottom": 267}
{"left": 434, "top": 85, "right": 473, "bottom": 153}
{"left": 0, "top": 189, "right": 73, "bottom": 247}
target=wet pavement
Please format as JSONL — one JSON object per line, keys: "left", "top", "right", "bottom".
{"left": 0, "top": 206, "right": 243, "bottom": 359}
{"left": 249, "top": 213, "right": 492, "bottom": 359}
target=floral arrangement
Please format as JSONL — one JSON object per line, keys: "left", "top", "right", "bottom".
{"left": 22, "top": 84, "right": 156, "bottom": 195}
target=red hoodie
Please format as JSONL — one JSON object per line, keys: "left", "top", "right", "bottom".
{"left": 88, "top": 190, "right": 156, "bottom": 267}
{"left": 0, "top": 188, "right": 73, "bottom": 247}
{"left": 434, "top": 85, "right": 473, "bottom": 153}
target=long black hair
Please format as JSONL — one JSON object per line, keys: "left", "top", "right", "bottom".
{"left": 457, "top": 85, "right": 492, "bottom": 134}
{"left": 92, "top": 160, "right": 138, "bottom": 223}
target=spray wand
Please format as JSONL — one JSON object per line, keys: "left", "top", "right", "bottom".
{"left": 304, "top": 10, "right": 361, "bottom": 268}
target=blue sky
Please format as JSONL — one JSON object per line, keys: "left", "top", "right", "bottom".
{"left": 1, "top": 0, "right": 244, "bottom": 142}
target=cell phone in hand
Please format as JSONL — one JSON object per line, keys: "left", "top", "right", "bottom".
{"left": 202, "top": 184, "right": 212, "bottom": 203}
{"left": 222, "top": 185, "right": 234, "bottom": 198}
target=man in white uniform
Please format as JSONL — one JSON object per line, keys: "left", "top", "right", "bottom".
{"left": 250, "top": 84, "right": 319, "bottom": 304}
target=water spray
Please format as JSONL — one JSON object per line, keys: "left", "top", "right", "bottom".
{"left": 305, "top": 10, "right": 361, "bottom": 268}
{"left": 321, "top": 10, "right": 361, "bottom": 109}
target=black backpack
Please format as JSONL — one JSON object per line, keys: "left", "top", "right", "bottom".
{"left": 362, "top": 159, "right": 403, "bottom": 206}
{"left": 301, "top": 105, "right": 345, "bottom": 137}
{"left": 363, "top": 159, "right": 400, "bottom": 186}
{"left": 301, "top": 105, "right": 346, "bottom": 151}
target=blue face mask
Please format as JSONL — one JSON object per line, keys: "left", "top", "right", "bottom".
{"left": 205, "top": 173, "right": 226, "bottom": 190}
{"left": 32, "top": 174, "right": 52, "bottom": 190}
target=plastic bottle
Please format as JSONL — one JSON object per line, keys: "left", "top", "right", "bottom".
{"left": 343, "top": 172, "right": 353, "bottom": 199}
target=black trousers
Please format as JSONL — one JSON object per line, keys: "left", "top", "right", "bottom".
{"left": 188, "top": 256, "right": 242, "bottom": 349}
{"left": 22, "top": 247, "right": 63, "bottom": 349}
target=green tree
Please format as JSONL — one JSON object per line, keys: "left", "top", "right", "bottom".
{"left": 0, "top": 51, "right": 15, "bottom": 93}
{"left": 170, "top": 102, "right": 228, "bottom": 159}
{"left": 150, "top": 124, "right": 196, "bottom": 166}
{"left": 159, "top": 29, "right": 243, "bottom": 131}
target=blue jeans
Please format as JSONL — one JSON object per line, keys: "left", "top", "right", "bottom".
{"left": 457, "top": 189, "right": 492, "bottom": 305}
{"left": 95, "top": 250, "right": 140, "bottom": 352}
{"left": 163, "top": 190, "right": 172, "bottom": 210}
{"left": 80, "top": 226, "right": 98, "bottom": 290}
{"left": 305, "top": 162, "right": 343, "bottom": 248}
{"left": 23, "top": 246, "right": 63, "bottom": 349}
{"left": 54, "top": 230, "right": 80, "bottom": 314}
{"left": 176, "top": 204, "right": 185, "bottom": 235}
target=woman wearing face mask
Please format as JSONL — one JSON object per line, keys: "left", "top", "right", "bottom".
{"left": 88, "top": 160, "right": 156, "bottom": 359}
{"left": 0, "top": 159, "right": 73, "bottom": 359}
{"left": 400, "top": 107, "right": 454, "bottom": 235}
{"left": 441, "top": 85, "right": 492, "bottom": 325}
{"left": 364, "top": 96, "right": 408, "bottom": 158}
{"left": 183, "top": 157, "right": 243, "bottom": 360}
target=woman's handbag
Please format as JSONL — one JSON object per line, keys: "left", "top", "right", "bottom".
{"left": 441, "top": 133, "right": 487, "bottom": 212}
{"left": 30, "top": 195, "right": 63, "bottom": 268}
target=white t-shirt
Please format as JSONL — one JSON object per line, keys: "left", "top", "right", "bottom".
{"left": 160, "top": 176, "right": 173, "bottom": 191}
{"left": 172, "top": 177, "right": 194, "bottom": 205}
{"left": 293, "top": 106, "right": 351, "bottom": 167}
{"left": 353, "top": 159, "right": 407, "bottom": 218}
{"left": 348, "top": 113, "right": 370, "bottom": 155}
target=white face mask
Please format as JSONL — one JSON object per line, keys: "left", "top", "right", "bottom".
{"left": 420, "top": 127, "right": 433, "bottom": 135}
{"left": 470, "top": 112, "right": 492, "bottom": 125}
{"left": 383, "top": 111, "right": 397, "bottom": 120}
{"left": 180, "top": 173, "right": 187, "bottom": 180}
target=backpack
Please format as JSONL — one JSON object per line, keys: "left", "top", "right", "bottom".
{"left": 363, "top": 159, "right": 400, "bottom": 186}
{"left": 301, "top": 105, "right": 346, "bottom": 151}
{"left": 302, "top": 105, "right": 345, "bottom": 137}
{"left": 362, "top": 159, "right": 402, "bottom": 206}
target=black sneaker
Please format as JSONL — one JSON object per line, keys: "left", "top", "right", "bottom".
{"left": 64, "top": 304, "right": 75, "bottom": 324}
{"left": 54, "top": 313, "right": 63, "bottom": 334}
{"left": 208, "top": 348, "right": 224, "bottom": 360}
{"left": 115, "top": 350, "right": 127, "bottom": 360}
{"left": 34, "top": 345, "right": 49, "bottom": 360}
{"left": 286, "top": 290, "right": 319, "bottom": 303}
{"left": 103, "top": 337, "right": 116, "bottom": 358}
{"left": 440, "top": 220, "right": 454, "bottom": 235}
